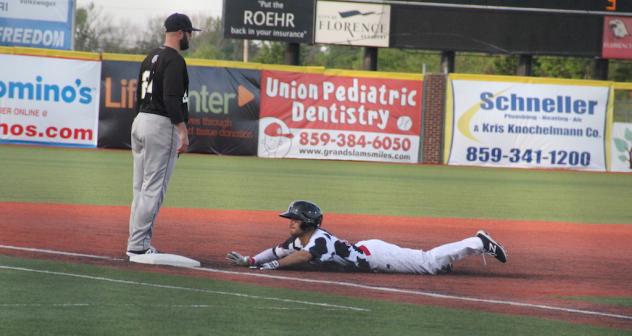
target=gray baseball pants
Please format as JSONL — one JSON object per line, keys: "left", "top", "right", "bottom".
{"left": 127, "top": 112, "right": 179, "bottom": 252}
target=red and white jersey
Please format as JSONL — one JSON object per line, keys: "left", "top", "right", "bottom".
{"left": 273, "top": 228, "right": 370, "bottom": 271}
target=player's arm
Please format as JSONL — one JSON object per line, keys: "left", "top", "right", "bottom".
{"left": 256, "top": 250, "right": 312, "bottom": 270}
{"left": 226, "top": 237, "right": 297, "bottom": 267}
{"left": 273, "top": 250, "right": 312, "bottom": 269}
{"left": 162, "top": 57, "right": 189, "bottom": 153}
{"left": 260, "top": 237, "right": 323, "bottom": 270}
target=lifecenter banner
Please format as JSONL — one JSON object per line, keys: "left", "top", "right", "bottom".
{"left": 0, "top": 54, "right": 101, "bottom": 147}
{"left": 445, "top": 75, "right": 610, "bottom": 171}
{"left": 258, "top": 70, "right": 422, "bottom": 163}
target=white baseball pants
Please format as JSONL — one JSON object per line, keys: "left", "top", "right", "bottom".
{"left": 356, "top": 237, "right": 484, "bottom": 274}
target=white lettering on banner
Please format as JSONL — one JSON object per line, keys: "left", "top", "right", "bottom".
{"left": 322, "top": 79, "right": 416, "bottom": 106}
{"left": 266, "top": 77, "right": 417, "bottom": 107}
{"left": 188, "top": 85, "right": 236, "bottom": 114}
{"left": 244, "top": 10, "right": 295, "bottom": 28}
{"left": 0, "top": 27, "right": 65, "bottom": 47}
{"left": 265, "top": 77, "right": 319, "bottom": 100}
{"left": 292, "top": 102, "right": 389, "bottom": 130}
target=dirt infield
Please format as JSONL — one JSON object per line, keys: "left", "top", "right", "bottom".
{"left": 1, "top": 202, "right": 631, "bottom": 329}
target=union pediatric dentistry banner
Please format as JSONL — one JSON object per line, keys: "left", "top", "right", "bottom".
{"left": 0, "top": 53, "right": 101, "bottom": 147}
{"left": 445, "top": 75, "right": 610, "bottom": 171}
{"left": 258, "top": 70, "right": 422, "bottom": 163}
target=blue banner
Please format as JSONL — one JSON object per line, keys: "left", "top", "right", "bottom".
{"left": 0, "top": 0, "right": 74, "bottom": 50}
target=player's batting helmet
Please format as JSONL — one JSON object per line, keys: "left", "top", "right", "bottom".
{"left": 280, "top": 200, "right": 323, "bottom": 230}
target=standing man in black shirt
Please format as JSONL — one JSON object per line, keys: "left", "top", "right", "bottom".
{"left": 127, "top": 13, "right": 200, "bottom": 257}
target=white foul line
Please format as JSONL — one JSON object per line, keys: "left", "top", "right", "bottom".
{"left": 1, "top": 244, "right": 631, "bottom": 321}
{"left": 0, "top": 265, "right": 369, "bottom": 312}
{"left": 0, "top": 244, "right": 126, "bottom": 261}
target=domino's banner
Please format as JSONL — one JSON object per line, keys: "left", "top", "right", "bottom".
{"left": 0, "top": 53, "right": 101, "bottom": 147}
{"left": 611, "top": 122, "right": 632, "bottom": 172}
{"left": 445, "top": 75, "right": 610, "bottom": 171}
{"left": 258, "top": 70, "right": 422, "bottom": 163}
{"left": 0, "top": 0, "right": 75, "bottom": 50}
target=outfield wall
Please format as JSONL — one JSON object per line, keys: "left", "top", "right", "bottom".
{"left": 0, "top": 46, "right": 630, "bottom": 172}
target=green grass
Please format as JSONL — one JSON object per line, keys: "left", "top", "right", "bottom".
{"left": 1, "top": 145, "right": 632, "bottom": 334}
{"left": 0, "top": 255, "right": 629, "bottom": 336}
{"left": 557, "top": 296, "right": 632, "bottom": 307}
{"left": 0, "top": 144, "right": 631, "bottom": 223}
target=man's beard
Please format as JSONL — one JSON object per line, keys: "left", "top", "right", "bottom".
{"left": 180, "top": 34, "right": 189, "bottom": 51}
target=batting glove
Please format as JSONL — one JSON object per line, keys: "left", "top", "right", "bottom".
{"left": 226, "top": 251, "right": 254, "bottom": 266}
{"left": 259, "top": 260, "right": 280, "bottom": 270}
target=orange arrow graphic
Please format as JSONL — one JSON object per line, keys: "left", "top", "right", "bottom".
{"left": 238, "top": 85, "right": 254, "bottom": 107}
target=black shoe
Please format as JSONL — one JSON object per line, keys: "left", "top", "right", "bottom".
{"left": 438, "top": 263, "right": 453, "bottom": 274}
{"left": 126, "top": 246, "right": 158, "bottom": 257}
{"left": 476, "top": 230, "right": 508, "bottom": 263}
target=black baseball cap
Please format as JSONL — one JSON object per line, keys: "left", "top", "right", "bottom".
{"left": 164, "top": 13, "right": 201, "bottom": 32}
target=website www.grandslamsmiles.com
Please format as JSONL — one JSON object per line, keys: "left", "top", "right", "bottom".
{"left": 299, "top": 147, "right": 412, "bottom": 162}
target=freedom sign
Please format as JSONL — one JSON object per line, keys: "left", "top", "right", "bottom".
{"left": 0, "top": 53, "right": 101, "bottom": 147}
{"left": 0, "top": 0, "right": 75, "bottom": 50}
{"left": 445, "top": 75, "right": 610, "bottom": 171}
{"left": 258, "top": 70, "right": 422, "bottom": 163}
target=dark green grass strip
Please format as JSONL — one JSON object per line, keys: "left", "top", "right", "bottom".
{"left": 557, "top": 296, "right": 632, "bottom": 307}
{"left": 0, "top": 255, "right": 630, "bottom": 336}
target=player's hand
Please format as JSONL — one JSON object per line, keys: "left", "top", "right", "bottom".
{"left": 176, "top": 122, "right": 189, "bottom": 154}
{"left": 226, "top": 251, "right": 253, "bottom": 266}
{"left": 259, "top": 260, "right": 280, "bottom": 270}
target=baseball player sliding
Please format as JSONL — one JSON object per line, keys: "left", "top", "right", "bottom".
{"left": 227, "top": 200, "right": 507, "bottom": 274}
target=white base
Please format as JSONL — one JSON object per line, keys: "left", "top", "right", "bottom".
{"left": 129, "top": 253, "right": 201, "bottom": 268}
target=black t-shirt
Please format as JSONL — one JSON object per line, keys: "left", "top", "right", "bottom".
{"left": 135, "top": 46, "right": 189, "bottom": 124}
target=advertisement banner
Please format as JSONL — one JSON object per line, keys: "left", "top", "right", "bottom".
{"left": 0, "top": 0, "right": 74, "bottom": 50}
{"left": 611, "top": 122, "right": 632, "bottom": 172}
{"left": 445, "top": 76, "right": 610, "bottom": 171}
{"left": 258, "top": 70, "right": 422, "bottom": 163}
{"left": 223, "top": 0, "right": 314, "bottom": 44}
{"left": 99, "top": 58, "right": 260, "bottom": 155}
{"left": 98, "top": 59, "right": 141, "bottom": 148}
{"left": 315, "top": 1, "right": 390, "bottom": 47}
{"left": 602, "top": 16, "right": 632, "bottom": 60}
{"left": 0, "top": 53, "right": 101, "bottom": 147}
{"left": 187, "top": 65, "right": 260, "bottom": 155}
